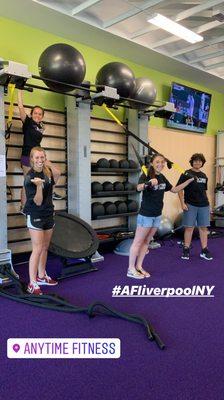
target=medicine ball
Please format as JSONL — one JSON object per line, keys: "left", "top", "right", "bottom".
{"left": 127, "top": 200, "right": 138, "bottom": 212}
{"left": 104, "top": 202, "right": 117, "bottom": 215}
{"left": 123, "top": 181, "right": 134, "bottom": 191}
{"left": 91, "top": 181, "right": 103, "bottom": 194}
{"left": 95, "top": 62, "right": 135, "bottom": 98}
{"left": 128, "top": 160, "right": 137, "bottom": 169}
{"left": 119, "top": 159, "right": 129, "bottom": 169}
{"left": 103, "top": 181, "right": 113, "bottom": 191}
{"left": 109, "top": 159, "right": 119, "bottom": 169}
{"left": 128, "top": 77, "right": 157, "bottom": 110}
{"left": 38, "top": 43, "right": 86, "bottom": 92}
{"left": 92, "top": 202, "right": 105, "bottom": 218}
{"left": 96, "top": 158, "right": 110, "bottom": 168}
{"left": 113, "top": 181, "right": 124, "bottom": 191}
{"left": 115, "top": 201, "right": 128, "bottom": 214}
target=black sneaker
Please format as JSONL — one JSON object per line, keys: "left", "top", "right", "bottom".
{"left": 181, "top": 246, "right": 190, "bottom": 260}
{"left": 52, "top": 192, "right": 64, "bottom": 200}
{"left": 200, "top": 248, "right": 213, "bottom": 261}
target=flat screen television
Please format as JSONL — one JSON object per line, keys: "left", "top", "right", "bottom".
{"left": 167, "top": 82, "right": 212, "bottom": 134}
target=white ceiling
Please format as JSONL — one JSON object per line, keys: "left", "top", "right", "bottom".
{"left": 1, "top": 0, "right": 224, "bottom": 92}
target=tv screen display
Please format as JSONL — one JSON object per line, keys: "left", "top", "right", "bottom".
{"left": 167, "top": 82, "right": 212, "bottom": 134}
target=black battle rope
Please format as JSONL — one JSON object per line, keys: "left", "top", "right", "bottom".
{"left": 0, "top": 264, "right": 165, "bottom": 350}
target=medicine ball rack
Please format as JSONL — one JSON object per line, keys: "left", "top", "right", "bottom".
{"left": 92, "top": 190, "right": 137, "bottom": 197}
{"left": 90, "top": 118, "right": 140, "bottom": 241}
{"left": 94, "top": 212, "right": 138, "bottom": 220}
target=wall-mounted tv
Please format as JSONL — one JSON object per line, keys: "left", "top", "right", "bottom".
{"left": 167, "top": 82, "right": 212, "bottom": 134}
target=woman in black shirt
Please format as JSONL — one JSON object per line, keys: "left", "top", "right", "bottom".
{"left": 18, "top": 90, "right": 45, "bottom": 208}
{"left": 18, "top": 90, "right": 45, "bottom": 172}
{"left": 24, "top": 146, "right": 61, "bottom": 295}
{"left": 128, "top": 154, "right": 193, "bottom": 279}
{"left": 18, "top": 90, "right": 62, "bottom": 207}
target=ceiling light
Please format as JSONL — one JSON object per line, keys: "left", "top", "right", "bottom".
{"left": 147, "top": 13, "right": 203, "bottom": 44}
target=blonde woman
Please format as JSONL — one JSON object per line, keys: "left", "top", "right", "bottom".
{"left": 23, "top": 147, "right": 61, "bottom": 295}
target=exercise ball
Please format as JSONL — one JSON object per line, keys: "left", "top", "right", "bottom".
{"left": 96, "top": 158, "right": 110, "bottom": 168}
{"left": 95, "top": 62, "right": 135, "bottom": 98}
{"left": 109, "top": 159, "right": 119, "bottom": 169}
{"left": 104, "top": 202, "right": 116, "bottom": 215}
{"left": 38, "top": 43, "right": 86, "bottom": 92}
{"left": 113, "top": 181, "right": 124, "bottom": 191}
{"left": 92, "top": 202, "right": 105, "bottom": 218}
{"left": 115, "top": 201, "right": 128, "bottom": 214}
{"left": 129, "top": 77, "right": 157, "bottom": 110}
{"left": 103, "top": 181, "right": 113, "bottom": 191}
{"left": 91, "top": 181, "right": 103, "bottom": 194}
{"left": 156, "top": 216, "right": 173, "bottom": 238}
{"left": 114, "top": 239, "right": 134, "bottom": 256}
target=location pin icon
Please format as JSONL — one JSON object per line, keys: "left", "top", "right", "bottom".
{"left": 13, "top": 344, "right": 20, "bottom": 353}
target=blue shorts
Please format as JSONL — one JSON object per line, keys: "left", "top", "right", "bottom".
{"left": 137, "top": 214, "right": 162, "bottom": 228}
{"left": 183, "top": 204, "right": 210, "bottom": 227}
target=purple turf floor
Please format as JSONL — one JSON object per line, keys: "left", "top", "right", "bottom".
{"left": 1, "top": 238, "right": 224, "bottom": 400}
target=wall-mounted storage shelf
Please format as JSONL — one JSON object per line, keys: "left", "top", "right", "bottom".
{"left": 91, "top": 164, "right": 139, "bottom": 173}
{"left": 93, "top": 211, "right": 138, "bottom": 220}
{"left": 92, "top": 190, "right": 136, "bottom": 198}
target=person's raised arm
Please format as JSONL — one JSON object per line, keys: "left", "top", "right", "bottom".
{"left": 17, "top": 90, "right": 27, "bottom": 123}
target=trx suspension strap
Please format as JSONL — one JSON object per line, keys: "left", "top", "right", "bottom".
{"left": 5, "top": 83, "right": 16, "bottom": 198}
{"left": 131, "top": 144, "right": 148, "bottom": 177}
{"left": 5, "top": 83, "right": 16, "bottom": 139}
{"left": 102, "top": 104, "right": 185, "bottom": 175}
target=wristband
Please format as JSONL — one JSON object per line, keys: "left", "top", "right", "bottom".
{"left": 144, "top": 181, "right": 153, "bottom": 190}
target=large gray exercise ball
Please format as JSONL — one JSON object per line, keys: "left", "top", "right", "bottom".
{"left": 129, "top": 77, "right": 157, "bottom": 109}
{"left": 95, "top": 62, "right": 135, "bottom": 98}
{"left": 38, "top": 43, "right": 86, "bottom": 92}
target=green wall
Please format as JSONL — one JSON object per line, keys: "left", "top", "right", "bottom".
{"left": 1, "top": 16, "right": 224, "bottom": 134}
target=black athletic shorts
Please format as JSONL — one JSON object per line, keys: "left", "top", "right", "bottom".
{"left": 27, "top": 214, "right": 55, "bottom": 231}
